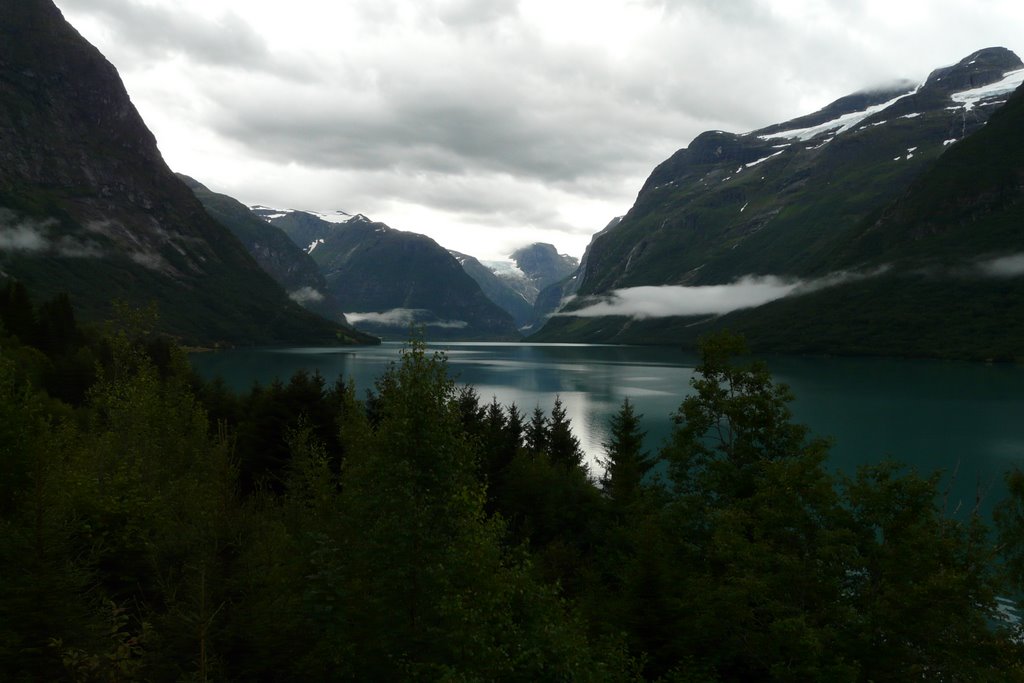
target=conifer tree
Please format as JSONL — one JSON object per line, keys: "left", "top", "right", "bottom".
{"left": 525, "top": 405, "right": 549, "bottom": 456}
{"left": 600, "top": 397, "right": 653, "bottom": 506}
{"left": 548, "top": 396, "right": 584, "bottom": 470}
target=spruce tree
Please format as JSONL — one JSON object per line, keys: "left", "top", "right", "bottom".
{"left": 548, "top": 396, "right": 584, "bottom": 470}
{"left": 600, "top": 397, "right": 653, "bottom": 506}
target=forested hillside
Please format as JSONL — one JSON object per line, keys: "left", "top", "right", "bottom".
{"left": 3, "top": 284, "right": 1024, "bottom": 680}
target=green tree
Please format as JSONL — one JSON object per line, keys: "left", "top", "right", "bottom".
{"left": 600, "top": 397, "right": 653, "bottom": 507}
{"left": 548, "top": 396, "right": 585, "bottom": 470}
{"left": 650, "top": 333, "right": 858, "bottom": 679}
{"left": 525, "top": 405, "right": 549, "bottom": 456}
{"left": 840, "top": 463, "right": 1018, "bottom": 680}
{"left": 326, "top": 341, "right": 600, "bottom": 679}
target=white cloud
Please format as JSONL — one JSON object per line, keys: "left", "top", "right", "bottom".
{"left": 0, "top": 225, "right": 50, "bottom": 252}
{"left": 288, "top": 286, "right": 325, "bottom": 304}
{"left": 0, "top": 211, "right": 104, "bottom": 258}
{"left": 561, "top": 268, "right": 890, "bottom": 319}
{"left": 345, "top": 308, "right": 469, "bottom": 329}
{"left": 52, "top": 0, "right": 1024, "bottom": 260}
{"left": 563, "top": 276, "right": 800, "bottom": 318}
{"left": 978, "top": 253, "right": 1024, "bottom": 277}
{"left": 0, "top": 210, "right": 57, "bottom": 252}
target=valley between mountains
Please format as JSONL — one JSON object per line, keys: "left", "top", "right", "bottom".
{"left": 2, "top": 0, "right": 1023, "bottom": 359}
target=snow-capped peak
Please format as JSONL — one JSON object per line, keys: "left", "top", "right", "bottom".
{"left": 250, "top": 206, "right": 370, "bottom": 226}
{"left": 307, "top": 210, "right": 355, "bottom": 224}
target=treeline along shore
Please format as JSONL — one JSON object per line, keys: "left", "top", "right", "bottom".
{"left": 3, "top": 280, "right": 1024, "bottom": 681}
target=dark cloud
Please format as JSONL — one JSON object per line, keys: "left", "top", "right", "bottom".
{"left": 57, "top": 0, "right": 308, "bottom": 77}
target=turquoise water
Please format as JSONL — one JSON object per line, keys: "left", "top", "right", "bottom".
{"left": 190, "top": 342, "right": 1024, "bottom": 519}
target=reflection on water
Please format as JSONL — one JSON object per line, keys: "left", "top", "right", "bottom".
{"left": 191, "top": 342, "right": 1024, "bottom": 520}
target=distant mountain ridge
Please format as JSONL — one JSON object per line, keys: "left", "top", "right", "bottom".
{"left": 532, "top": 47, "right": 1024, "bottom": 358}
{"left": 450, "top": 250, "right": 535, "bottom": 328}
{"left": 254, "top": 207, "right": 520, "bottom": 340}
{"left": 0, "top": 0, "right": 370, "bottom": 345}
{"left": 449, "top": 243, "right": 580, "bottom": 329}
{"left": 180, "top": 176, "right": 349, "bottom": 323}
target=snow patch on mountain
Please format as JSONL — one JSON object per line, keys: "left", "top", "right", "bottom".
{"left": 483, "top": 259, "right": 527, "bottom": 279}
{"left": 744, "top": 149, "right": 785, "bottom": 168}
{"left": 251, "top": 206, "right": 358, "bottom": 224}
{"left": 758, "top": 88, "right": 919, "bottom": 142}
{"left": 951, "top": 68, "right": 1024, "bottom": 111}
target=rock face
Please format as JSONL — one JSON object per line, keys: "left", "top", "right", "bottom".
{"left": 509, "top": 243, "right": 579, "bottom": 294}
{"left": 259, "top": 209, "right": 520, "bottom": 340}
{"left": 0, "top": 1, "right": 372, "bottom": 345}
{"left": 533, "top": 48, "right": 1024, "bottom": 358}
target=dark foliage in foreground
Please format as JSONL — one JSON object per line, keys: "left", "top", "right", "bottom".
{"left": 2, "top": 290, "right": 1024, "bottom": 681}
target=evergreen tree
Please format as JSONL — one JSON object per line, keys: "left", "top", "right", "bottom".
{"left": 328, "top": 341, "right": 598, "bottom": 679}
{"left": 548, "top": 396, "right": 584, "bottom": 470}
{"left": 505, "top": 402, "right": 525, "bottom": 453}
{"left": 525, "top": 405, "right": 549, "bottom": 456}
{"left": 600, "top": 397, "right": 653, "bottom": 507}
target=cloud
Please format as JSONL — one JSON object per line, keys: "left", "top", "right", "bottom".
{"left": 0, "top": 210, "right": 105, "bottom": 258}
{"left": 563, "top": 276, "right": 800, "bottom": 319}
{"left": 55, "top": 0, "right": 306, "bottom": 77}
{"left": 129, "top": 250, "right": 167, "bottom": 271}
{"left": 54, "top": 235, "right": 105, "bottom": 258}
{"left": 0, "top": 225, "right": 50, "bottom": 252}
{"left": 0, "top": 210, "right": 56, "bottom": 251}
{"left": 977, "top": 253, "right": 1024, "bottom": 277}
{"left": 288, "top": 286, "right": 325, "bottom": 304}
{"left": 345, "top": 308, "right": 469, "bottom": 329}
{"left": 53, "top": 0, "right": 1024, "bottom": 261}
{"left": 560, "top": 268, "right": 889, "bottom": 319}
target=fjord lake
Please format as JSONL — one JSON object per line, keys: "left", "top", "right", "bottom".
{"left": 191, "top": 342, "right": 1024, "bottom": 518}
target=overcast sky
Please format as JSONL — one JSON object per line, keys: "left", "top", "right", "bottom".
{"left": 54, "top": 0, "right": 1024, "bottom": 261}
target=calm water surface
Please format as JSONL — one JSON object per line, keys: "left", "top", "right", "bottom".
{"left": 191, "top": 342, "right": 1024, "bottom": 519}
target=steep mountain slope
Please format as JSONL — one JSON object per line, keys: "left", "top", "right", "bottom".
{"left": 258, "top": 209, "right": 520, "bottom": 340}
{"left": 575, "top": 47, "right": 1021, "bottom": 294}
{"left": 710, "top": 78, "right": 1024, "bottom": 360}
{"left": 0, "top": 0, "right": 370, "bottom": 345}
{"left": 180, "top": 176, "right": 347, "bottom": 322}
{"left": 450, "top": 250, "right": 535, "bottom": 327}
{"left": 524, "top": 218, "right": 622, "bottom": 331}
{"left": 534, "top": 48, "right": 1024, "bottom": 357}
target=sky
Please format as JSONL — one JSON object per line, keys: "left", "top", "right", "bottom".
{"left": 54, "top": 0, "right": 1024, "bottom": 262}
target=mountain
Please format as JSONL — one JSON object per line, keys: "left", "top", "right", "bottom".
{"left": 523, "top": 219, "right": 622, "bottom": 332}
{"left": 256, "top": 209, "right": 520, "bottom": 340}
{"left": 482, "top": 244, "right": 580, "bottom": 307}
{"left": 450, "top": 250, "right": 535, "bottom": 328}
{"left": 0, "top": 1, "right": 373, "bottom": 346}
{"left": 180, "top": 175, "right": 347, "bottom": 322}
{"left": 532, "top": 48, "right": 1024, "bottom": 358}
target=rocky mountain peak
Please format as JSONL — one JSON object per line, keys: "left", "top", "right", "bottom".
{"left": 922, "top": 46, "right": 1022, "bottom": 93}
{"left": 510, "top": 243, "right": 579, "bottom": 288}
